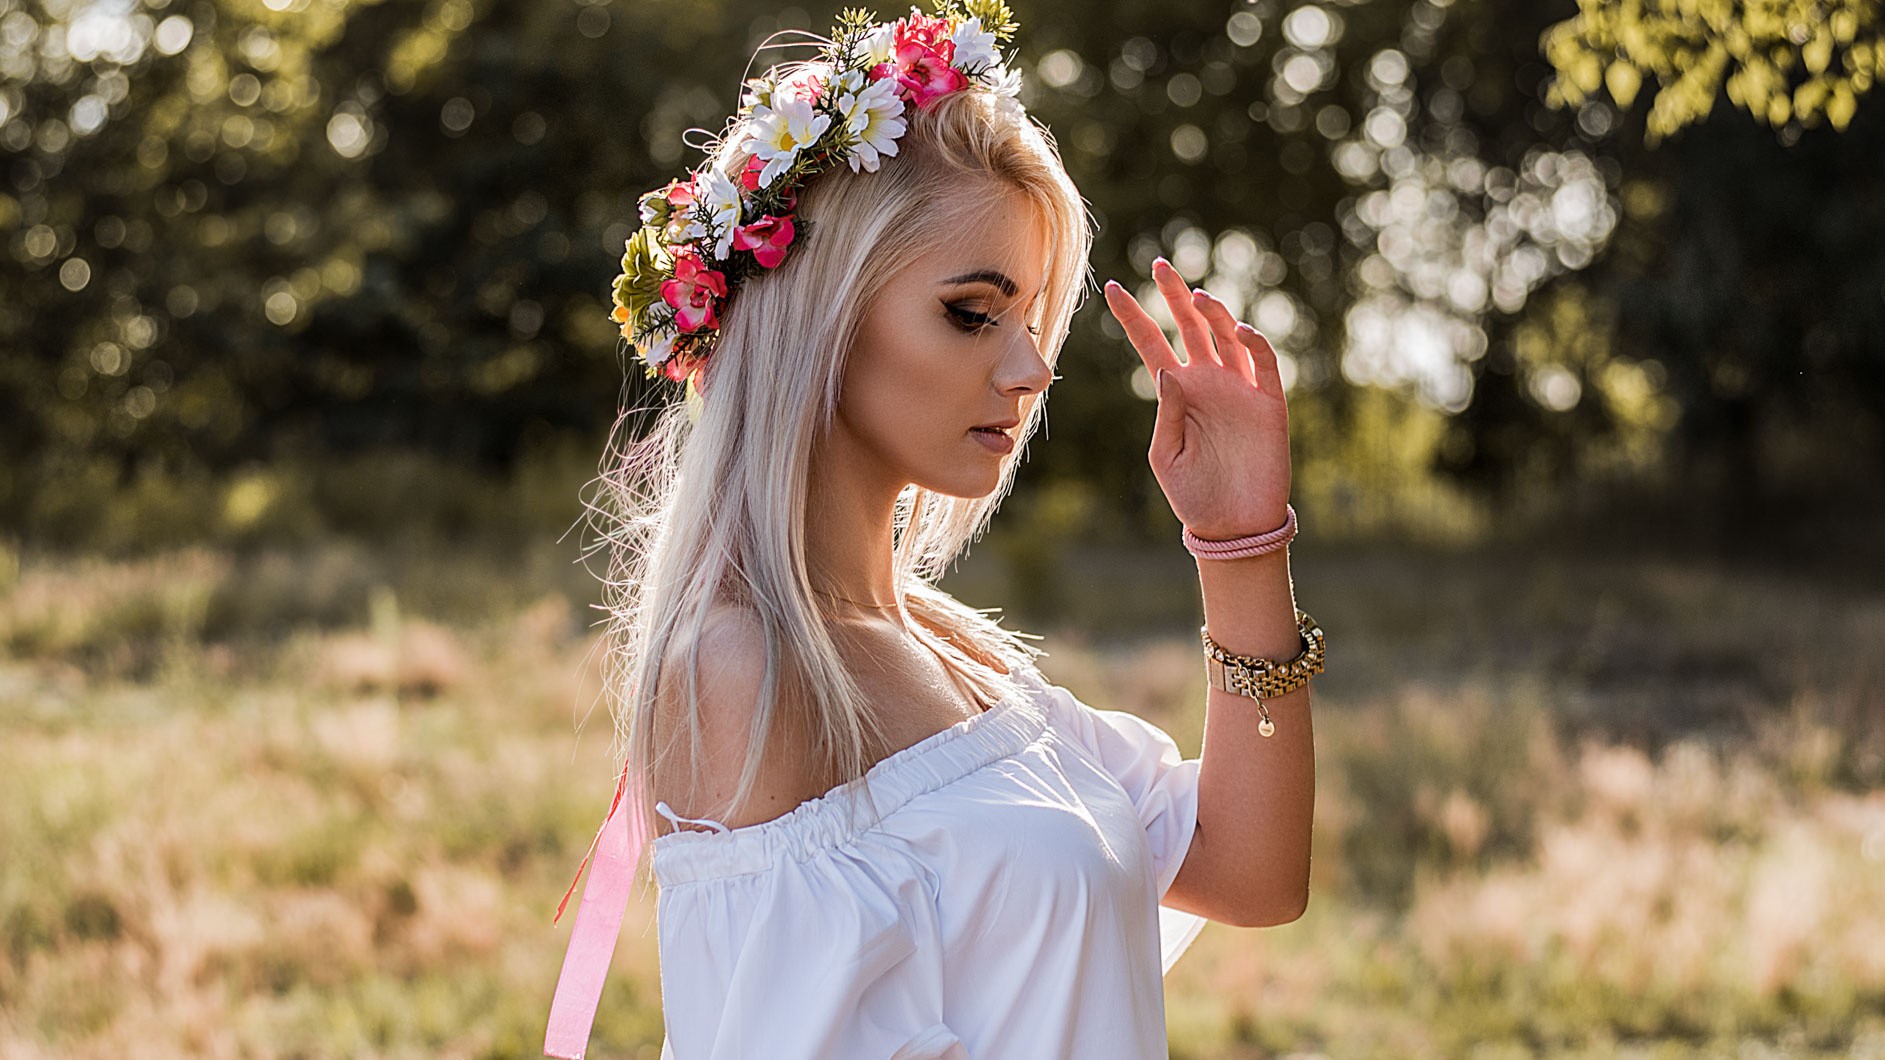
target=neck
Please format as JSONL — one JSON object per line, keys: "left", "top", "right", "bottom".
{"left": 803, "top": 435, "right": 905, "bottom": 615}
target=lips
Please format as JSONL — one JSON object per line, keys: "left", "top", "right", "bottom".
{"left": 971, "top": 426, "right": 1015, "bottom": 454}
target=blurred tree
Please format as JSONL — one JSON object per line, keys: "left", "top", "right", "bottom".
{"left": 1541, "top": 0, "right": 1885, "bottom": 142}
{"left": 0, "top": 0, "right": 760, "bottom": 535}
{"left": 1, "top": 0, "right": 1879, "bottom": 553}
{"left": 1339, "top": 0, "right": 1885, "bottom": 536}
{"left": 1527, "top": 0, "right": 1885, "bottom": 545}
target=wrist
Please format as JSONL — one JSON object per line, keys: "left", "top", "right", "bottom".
{"left": 1182, "top": 503, "right": 1297, "bottom": 562}
{"left": 1197, "top": 548, "right": 1298, "bottom": 659}
{"left": 1192, "top": 542, "right": 1291, "bottom": 567}
{"left": 1186, "top": 507, "right": 1290, "bottom": 542}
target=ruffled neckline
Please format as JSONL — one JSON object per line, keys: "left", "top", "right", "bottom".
{"left": 650, "top": 665, "right": 1051, "bottom": 885}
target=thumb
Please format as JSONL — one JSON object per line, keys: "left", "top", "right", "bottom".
{"left": 1152, "top": 368, "right": 1186, "bottom": 462}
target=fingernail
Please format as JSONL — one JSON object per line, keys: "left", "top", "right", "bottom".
{"left": 1236, "top": 322, "right": 1258, "bottom": 334}
{"left": 1153, "top": 256, "right": 1170, "bottom": 269}
{"left": 1104, "top": 279, "right": 1121, "bottom": 291}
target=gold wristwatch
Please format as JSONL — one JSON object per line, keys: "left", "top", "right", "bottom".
{"left": 1201, "top": 608, "right": 1325, "bottom": 737}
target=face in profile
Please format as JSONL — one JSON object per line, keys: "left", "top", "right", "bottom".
{"left": 830, "top": 183, "right": 1055, "bottom": 500}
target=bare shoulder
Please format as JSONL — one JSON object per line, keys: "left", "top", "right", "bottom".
{"left": 908, "top": 607, "right": 1015, "bottom": 678}
{"left": 650, "top": 605, "right": 821, "bottom": 834}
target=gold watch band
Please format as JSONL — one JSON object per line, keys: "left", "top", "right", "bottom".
{"left": 1201, "top": 609, "right": 1325, "bottom": 736}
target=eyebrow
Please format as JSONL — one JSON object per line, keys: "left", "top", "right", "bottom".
{"left": 940, "top": 270, "right": 1019, "bottom": 296}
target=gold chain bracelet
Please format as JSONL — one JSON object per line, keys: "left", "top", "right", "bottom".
{"left": 1200, "top": 608, "right": 1325, "bottom": 737}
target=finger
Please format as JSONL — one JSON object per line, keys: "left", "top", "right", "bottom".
{"left": 1103, "top": 280, "right": 1181, "bottom": 376}
{"left": 1150, "top": 258, "right": 1220, "bottom": 368}
{"left": 1237, "top": 323, "right": 1286, "bottom": 397}
{"left": 1191, "top": 290, "right": 1258, "bottom": 386}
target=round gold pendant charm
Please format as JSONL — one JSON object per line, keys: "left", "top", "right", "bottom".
{"left": 1259, "top": 716, "right": 1275, "bottom": 737}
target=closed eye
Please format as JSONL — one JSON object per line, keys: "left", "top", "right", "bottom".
{"left": 945, "top": 302, "right": 1043, "bottom": 336}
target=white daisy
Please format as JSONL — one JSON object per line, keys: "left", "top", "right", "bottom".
{"left": 838, "top": 77, "right": 907, "bottom": 173}
{"left": 984, "top": 63, "right": 1023, "bottom": 98}
{"left": 665, "top": 212, "right": 707, "bottom": 246}
{"left": 695, "top": 167, "right": 744, "bottom": 259}
{"left": 854, "top": 22, "right": 896, "bottom": 67}
{"left": 748, "top": 97, "right": 833, "bottom": 189}
{"left": 739, "top": 75, "right": 774, "bottom": 115}
{"left": 949, "top": 17, "right": 999, "bottom": 71}
{"left": 639, "top": 328, "right": 677, "bottom": 369}
{"left": 830, "top": 67, "right": 866, "bottom": 98}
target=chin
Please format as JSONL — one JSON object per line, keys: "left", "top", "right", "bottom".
{"left": 916, "top": 464, "right": 1007, "bottom": 500}
{"left": 921, "top": 479, "right": 1000, "bottom": 501}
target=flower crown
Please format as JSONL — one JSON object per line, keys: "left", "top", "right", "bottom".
{"left": 609, "top": 2, "right": 1025, "bottom": 390}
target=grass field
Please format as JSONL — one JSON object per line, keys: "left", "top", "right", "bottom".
{"left": 1, "top": 538, "right": 1881, "bottom": 1058}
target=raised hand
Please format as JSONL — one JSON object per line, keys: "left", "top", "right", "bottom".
{"left": 1102, "top": 257, "right": 1293, "bottom": 541}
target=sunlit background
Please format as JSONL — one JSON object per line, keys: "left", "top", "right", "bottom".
{"left": 3, "top": 0, "right": 1882, "bottom": 1056}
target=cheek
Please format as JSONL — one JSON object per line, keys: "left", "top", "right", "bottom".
{"left": 849, "top": 321, "right": 968, "bottom": 423}
{"left": 839, "top": 337, "right": 917, "bottom": 449}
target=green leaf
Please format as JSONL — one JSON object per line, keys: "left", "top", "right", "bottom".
{"left": 1804, "top": 32, "right": 1834, "bottom": 75}
{"left": 960, "top": 0, "right": 1019, "bottom": 40}
{"left": 1827, "top": 84, "right": 1858, "bottom": 128}
{"left": 1794, "top": 75, "right": 1831, "bottom": 116}
{"left": 1572, "top": 52, "right": 1604, "bottom": 94}
{"left": 616, "top": 227, "right": 670, "bottom": 319}
{"left": 1606, "top": 61, "right": 1643, "bottom": 108}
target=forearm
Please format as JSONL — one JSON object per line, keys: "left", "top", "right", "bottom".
{"left": 1192, "top": 546, "right": 1315, "bottom": 922}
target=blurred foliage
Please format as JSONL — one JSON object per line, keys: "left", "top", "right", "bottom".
{"left": 0, "top": 0, "right": 1881, "bottom": 555}
{"left": 1542, "top": 0, "right": 1885, "bottom": 141}
{"left": 2, "top": 541, "right": 1881, "bottom": 1053}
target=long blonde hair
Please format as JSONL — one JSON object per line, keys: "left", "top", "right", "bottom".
{"left": 588, "top": 74, "right": 1094, "bottom": 864}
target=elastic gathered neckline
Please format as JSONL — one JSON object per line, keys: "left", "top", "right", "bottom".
{"left": 650, "top": 665, "right": 1051, "bottom": 886}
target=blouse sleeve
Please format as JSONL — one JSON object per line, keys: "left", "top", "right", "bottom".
{"left": 1022, "top": 665, "right": 1211, "bottom": 974}
{"left": 655, "top": 846, "right": 968, "bottom": 1060}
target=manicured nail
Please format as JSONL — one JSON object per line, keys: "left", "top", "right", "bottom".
{"left": 1153, "top": 256, "right": 1170, "bottom": 269}
{"left": 1236, "top": 322, "right": 1258, "bottom": 334}
{"left": 1104, "top": 279, "right": 1121, "bottom": 291}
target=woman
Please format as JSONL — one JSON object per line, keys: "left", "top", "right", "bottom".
{"left": 547, "top": 6, "right": 1323, "bottom": 1057}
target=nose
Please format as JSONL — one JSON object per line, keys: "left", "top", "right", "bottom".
{"left": 998, "top": 328, "right": 1053, "bottom": 396}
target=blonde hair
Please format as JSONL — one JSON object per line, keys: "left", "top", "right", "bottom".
{"left": 588, "top": 74, "right": 1094, "bottom": 868}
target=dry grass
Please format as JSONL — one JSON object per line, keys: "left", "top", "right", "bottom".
{"left": 1, "top": 543, "right": 1881, "bottom": 1058}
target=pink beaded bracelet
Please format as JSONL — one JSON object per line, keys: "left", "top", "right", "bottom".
{"left": 1181, "top": 503, "right": 1297, "bottom": 560}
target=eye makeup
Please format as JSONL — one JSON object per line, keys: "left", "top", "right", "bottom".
{"left": 942, "top": 301, "right": 1044, "bottom": 336}
{"left": 945, "top": 302, "right": 996, "bottom": 331}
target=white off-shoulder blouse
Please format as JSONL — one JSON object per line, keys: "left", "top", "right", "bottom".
{"left": 647, "top": 661, "right": 1210, "bottom": 1059}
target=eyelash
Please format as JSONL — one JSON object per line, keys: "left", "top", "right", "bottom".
{"left": 945, "top": 303, "right": 1042, "bottom": 336}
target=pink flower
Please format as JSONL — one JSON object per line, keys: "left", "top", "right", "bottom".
{"left": 870, "top": 39, "right": 968, "bottom": 109}
{"left": 739, "top": 154, "right": 767, "bottom": 192}
{"left": 660, "top": 249, "right": 728, "bottom": 333}
{"left": 662, "top": 177, "right": 696, "bottom": 209}
{"left": 732, "top": 214, "right": 796, "bottom": 269}
{"left": 740, "top": 154, "right": 801, "bottom": 209}
{"left": 664, "top": 349, "right": 700, "bottom": 383}
{"left": 892, "top": 13, "right": 955, "bottom": 54}
{"left": 774, "top": 65, "right": 829, "bottom": 106}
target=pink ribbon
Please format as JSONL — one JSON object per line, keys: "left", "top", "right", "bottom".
{"left": 544, "top": 761, "right": 651, "bottom": 1060}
